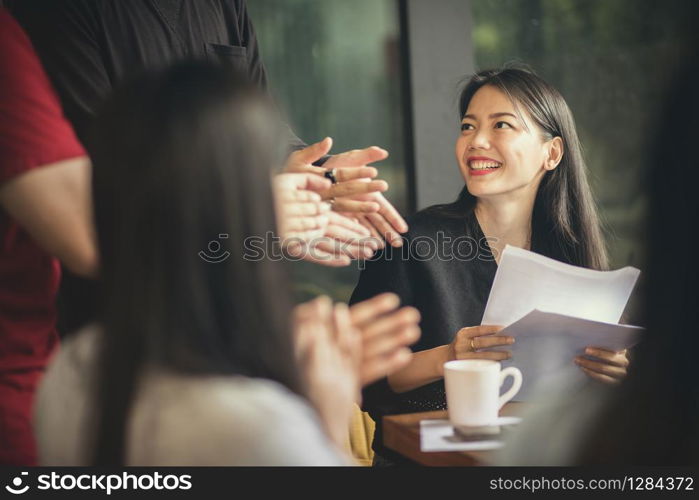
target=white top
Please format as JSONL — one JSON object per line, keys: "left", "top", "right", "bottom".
{"left": 35, "top": 325, "right": 347, "bottom": 466}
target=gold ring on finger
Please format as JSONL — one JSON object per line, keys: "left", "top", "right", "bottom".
{"left": 470, "top": 338, "right": 476, "bottom": 351}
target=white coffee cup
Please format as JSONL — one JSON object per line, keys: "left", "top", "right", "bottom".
{"left": 444, "top": 360, "right": 523, "bottom": 427}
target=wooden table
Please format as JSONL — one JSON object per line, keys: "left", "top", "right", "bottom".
{"left": 382, "top": 402, "right": 523, "bottom": 466}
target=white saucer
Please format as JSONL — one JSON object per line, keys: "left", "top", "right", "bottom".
{"left": 453, "top": 416, "right": 523, "bottom": 438}
{"left": 455, "top": 416, "right": 522, "bottom": 427}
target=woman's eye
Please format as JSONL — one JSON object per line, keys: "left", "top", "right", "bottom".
{"left": 461, "top": 123, "right": 474, "bottom": 131}
{"left": 495, "top": 121, "right": 513, "bottom": 129}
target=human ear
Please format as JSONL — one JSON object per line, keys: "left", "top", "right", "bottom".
{"left": 545, "top": 136, "right": 563, "bottom": 171}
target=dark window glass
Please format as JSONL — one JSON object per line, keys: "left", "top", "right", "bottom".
{"left": 248, "top": 0, "right": 408, "bottom": 301}
{"left": 471, "top": 0, "right": 692, "bottom": 271}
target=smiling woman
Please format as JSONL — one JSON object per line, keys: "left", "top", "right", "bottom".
{"left": 452, "top": 69, "right": 604, "bottom": 266}
{"left": 350, "top": 67, "right": 626, "bottom": 464}
{"left": 458, "top": 89, "right": 561, "bottom": 193}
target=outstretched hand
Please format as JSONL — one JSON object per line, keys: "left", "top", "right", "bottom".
{"left": 284, "top": 137, "right": 408, "bottom": 247}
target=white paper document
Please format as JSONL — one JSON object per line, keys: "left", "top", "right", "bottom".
{"left": 480, "top": 246, "right": 642, "bottom": 399}
{"left": 500, "top": 310, "right": 642, "bottom": 399}
{"left": 483, "top": 246, "right": 641, "bottom": 325}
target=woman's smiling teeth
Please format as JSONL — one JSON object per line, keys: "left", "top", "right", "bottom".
{"left": 468, "top": 160, "right": 502, "bottom": 170}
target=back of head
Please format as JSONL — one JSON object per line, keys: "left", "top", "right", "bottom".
{"left": 89, "top": 62, "right": 302, "bottom": 464}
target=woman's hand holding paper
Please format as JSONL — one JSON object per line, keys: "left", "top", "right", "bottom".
{"left": 447, "top": 325, "right": 515, "bottom": 363}
{"left": 575, "top": 347, "right": 629, "bottom": 384}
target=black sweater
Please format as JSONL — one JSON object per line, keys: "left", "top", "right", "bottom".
{"left": 350, "top": 206, "right": 498, "bottom": 458}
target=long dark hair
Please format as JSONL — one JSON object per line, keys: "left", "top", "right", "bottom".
{"left": 432, "top": 67, "right": 608, "bottom": 270}
{"left": 89, "top": 62, "right": 304, "bottom": 465}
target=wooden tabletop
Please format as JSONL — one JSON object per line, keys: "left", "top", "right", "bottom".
{"left": 382, "top": 402, "right": 523, "bottom": 466}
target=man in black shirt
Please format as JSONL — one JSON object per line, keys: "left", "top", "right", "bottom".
{"left": 8, "top": 0, "right": 293, "bottom": 146}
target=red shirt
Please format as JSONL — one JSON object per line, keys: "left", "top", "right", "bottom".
{"left": 0, "top": 9, "right": 86, "bottom": 372}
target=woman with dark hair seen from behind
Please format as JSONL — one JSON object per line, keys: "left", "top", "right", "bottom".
{"left": 500, "top": 58, "right": 699, "bottom": 466}
{"left": 32, "top": 62, "right": 389, "bottom": 465}
{"left": 351, "top": 67, "right": 630, "bottom": 464}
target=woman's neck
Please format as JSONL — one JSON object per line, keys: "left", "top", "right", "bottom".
{"left": 474, "top": 194, "right": 535, "bottom": 263}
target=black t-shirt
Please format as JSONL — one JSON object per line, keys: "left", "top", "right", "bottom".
{"left": 7, "top": 0, "right": 292, "bottom": 143}
{"left": 350, "top": 206, "right": 498, "bottom": 459}
{"left": 8, "top": 0, "right": 304, "bottom": 333}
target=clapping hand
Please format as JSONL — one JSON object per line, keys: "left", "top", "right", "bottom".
{"left": 349, "top": 293, "right": 420, "bottom": 386}
{"left": 273, "top": 172, "right": 330, "bottom": 243}
{"left": 273, "top": 172, "right": 376, "bottom": 266}
{"left": 285, "top": 137, "right": 408, "bottom": 249}
{"left": 293, "top": 297, "right": 361, "bottom": 447}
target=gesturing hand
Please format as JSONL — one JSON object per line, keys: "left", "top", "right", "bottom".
{"left": 284, "top": 137, "right": 408, "bottom": 247}
{"left": 349, "top": 293, "right": 420, "bottom": 386}
{"left": 346, "top": 194, "right": 408, "bottom": 249}
{"left": 284, "top": 137, "right": 386, "bottom": 208}
{"left": 322, "top": 144, "right": 408, "bottom": 246}
{"left": 447, "top": 325, "right": 514, "bottom": 364}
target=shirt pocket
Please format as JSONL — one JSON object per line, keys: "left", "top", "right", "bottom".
{"left": 205, "top": 43, "right": 248, "bottom": 74}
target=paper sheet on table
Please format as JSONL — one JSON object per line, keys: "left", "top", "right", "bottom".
{"left": 480, "top": 245, "right": 642, "bottom": 400}
{"left": 482, "top": 245, "right": 641, "bottom": 326}
{"left": 499, "top": 310, "right": 643, "bottom": 399}
{"left": 420, "top": 419, "right": 503, "bottom": 452}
